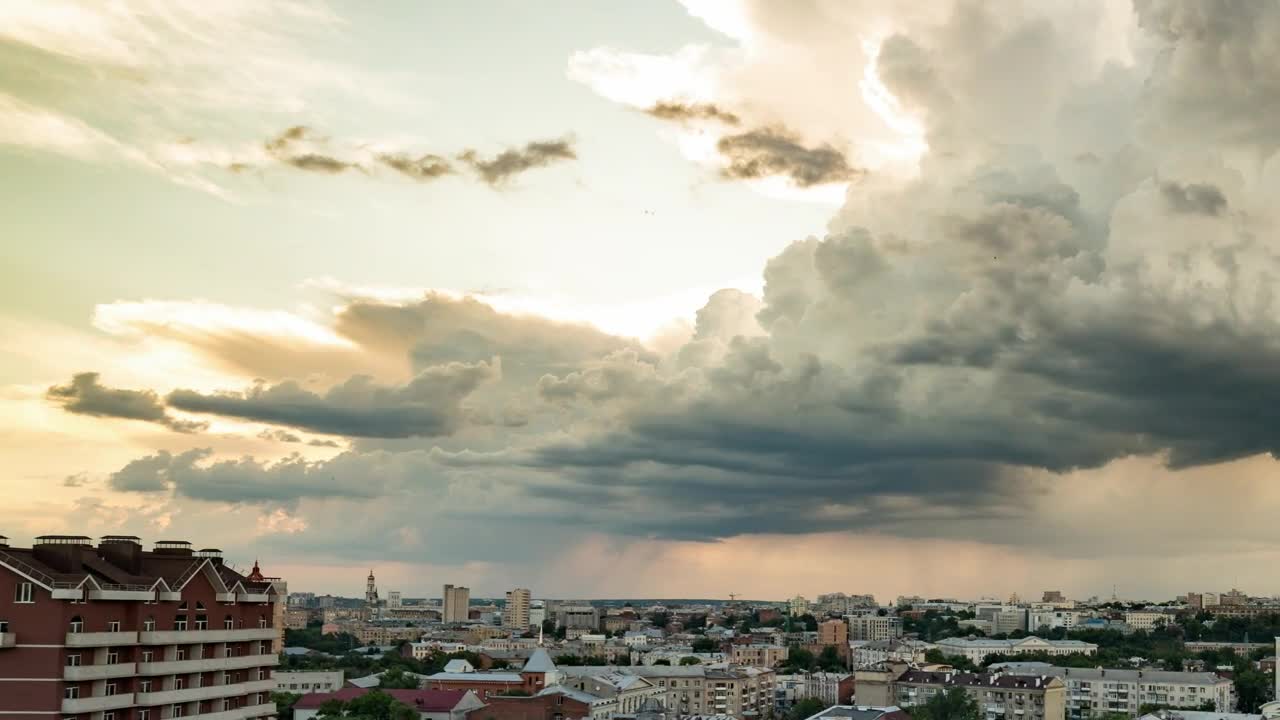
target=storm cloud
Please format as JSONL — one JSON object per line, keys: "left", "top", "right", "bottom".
{"left": 166, "top": 359, "right": 497, "bottom": 438}
{"left": 47, "top": 372, "right": 206, "bottom": 433}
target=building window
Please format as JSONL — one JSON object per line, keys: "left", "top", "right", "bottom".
{"left": 69, "top": 616, "right": 83, "bottom": 633}
{"left": 139, "top": 710, "right": 150, "bottom": 720}
{"left": 144, "top": 617, "right": 156, "bottom": 631}
{"left": 175, "top": 678, "right": 184, "bottom": 690}
{"left": 195, "top": 615, "right": 208, "bottom": 630}
{"left": 172, "top": 705, "right": 183, "bottom": 718}
{"left": 141, "top": 680, "right": 153, "bottom": 693}
{"left": 14, "top": 583, "right": 33, "bottom": 603}
{"left": 174, "top": 616, "right": 187, "bottom": 631}
{"left": 105, "top": 682, "right": 117, "bottom": 696}
{"left": 176, "top": 648, "right": 186, "bottom": 661}
{"left": 0, "top": 620, "right": 8, "bottom": 632}
{"left": 258, "top": 616, "right": 267, "bottom": 628}
{"left": 108, "top": 620, "right": 121, "bottom": 632}
{"left": 107, "top": 651, "right": 119, "bottom": 665}
{"left": 142, "top": 650, "right": 154, "bottom": 663}
{"left": 104, "top": 713, "right": 115, "bottom": 720}
{"left": 64, "top": 686, "right": 79, "bottom": 699}
{"left": 224, "top": 616, "right": 234, "bottom": 630}
{"left": 178, "top": 601, "right": 188, "bottom": 610}
{"left": 66, "top": 652, "right": 82, "bottom": 667}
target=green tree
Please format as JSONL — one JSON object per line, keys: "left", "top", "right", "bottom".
{"left": 911, "top": 687, "right": 980, "bottom": 720}
{"left": 377, "top": 667, "right": 421, "bottom": 689}
{"left": 272, "top": 692, "right": 302, "bottom": 720}
{"left": 817, "top": 645, "right": 845, "bottom": 671}
{"left": 924, "top": 649, "right": 977, "bottom": 672}
{"left": 652, "top": 658, "right": 671, "bottom": 666}
{"left": 692, "top": 637, "right": 720, "bottom": 653}
{"left": 317, "top": 690, "right": 418, "bottom": 720}
{"left": 787, "top": 698, "right": 829, "bottom": 720}
{"left": 680, "top": 656, "right": 702, "bottom": 666}
{"left": 783, "top": 647, "right": 816, "bottom": 672}
{"left": 1235, "top": 668, "right": 1272, "bottom": 712}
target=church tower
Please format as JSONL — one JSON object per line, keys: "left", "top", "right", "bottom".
{"left": 366, "top": 569, "right": 378, "bottom": 606}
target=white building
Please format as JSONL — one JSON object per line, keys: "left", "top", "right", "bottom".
{"left": 846, "top": 615, "right": 904, "bottom": 642}
{"left": 851, "top": 639, "right": 934, "bottom": 669}
{"left": 276, "top": 671, "right": 345, "bottom": 694}
{"left": 998, "top": 665, "right": 1233, "bottom": 718}
{"left": 791, "top": 596, "right": 810, "bottom": 616}
{"left": 503, "top": 588, "right": 532, "bottom": 629}
{"left": 1030, "top": 610, "right": 1081, "bottom": 632}
{"left": 1124, "top": 612, "right": 1172, "bottom": 632}
{"left": 934, "top": 636, "right": 1097, "bottom": 664}
{"left": 389, "top": 591, "right": 402, "bottom": 609}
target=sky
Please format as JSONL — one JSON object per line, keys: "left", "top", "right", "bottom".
{"left": 4, "top": 0, "right": 1280, "bottom": 602}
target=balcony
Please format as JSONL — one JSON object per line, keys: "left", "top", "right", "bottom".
{"left": 62, "top": 693, "right": 136, "bottom": 714}
{"left": 139, "top": 653, "right": 278, "bottom": 676}
{"left": 186, "top": 703, "right": 279, "bottom": 720}
{"left": 66, "top": 631, "right": 139, "bottom": 647}
{"left": 136, "top": 678, "right": 274, "bottom": 707}
{"left": 64, "top": 662, "right": 138, "bottom": 681}
{"left": 0, "top": 631, "right": 14, "bottom": 648}
{"left": 139, "top": 627, "right": 276, "bottom": 644}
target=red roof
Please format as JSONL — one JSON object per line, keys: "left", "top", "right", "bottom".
{"left": 295, "top": 688, "right": 470, "bottom": 711}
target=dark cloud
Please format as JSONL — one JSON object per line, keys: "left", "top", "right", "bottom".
{"left": 376, "top": 153, "right": 454, "bottom": 181}
{"left": 258, "top": 428, "right": 302, "bottom": 443}
{"left": 458, "top": 138, "right": 576, "bottom": 186}
{"left": 108, "top": 448, "right": 385, "bottom": 504}
{"left": 307, "top": 438, "right": 343, "bottom": 448}
{"left": 645, "top": 101, "right": 740, "bottom": 125}
{"left": 716, "top": 127, "right": 861, "bottom": 187}
{"left": 46, "top": 372, "right": 206, "bottom": 433}
{"left": 1159, "top": 180, "right": 1228, "bottom": 216}
{"left": 166, "top": 359, "right": 497, "bottom": 438}
{"left": 62, "top": 473, "right": 91, "bottom": 488}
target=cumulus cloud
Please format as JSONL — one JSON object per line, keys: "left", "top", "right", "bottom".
{"left": 375, "top": 152, "right": 454, "bottom": 181}
{"left": 46, "top": 372, "right": 207, "bottom": 433}
{"left": 1159, "top": 180, "right": 1227, "bottom": 216}
{"left": 716, "top": 127, "right": 861, "bottom": 187}
{"left": 458, "top": 138, "right": 577, "bottom": 186}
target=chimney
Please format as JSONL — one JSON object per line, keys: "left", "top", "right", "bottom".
{"left": 99, "top": 536, "right": 144, "bottom": 574}
{"left": 32, "top": 535, "right": 91, "bottom": 573}
{"left": 153, "top": 540, "right": 193, "bottom": 556}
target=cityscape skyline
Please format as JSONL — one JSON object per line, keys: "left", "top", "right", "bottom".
{"left": 5, "top": 0, "right": 1280, "bottom": 600}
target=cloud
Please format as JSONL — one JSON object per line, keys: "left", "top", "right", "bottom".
{"left": 62, "top": 473, "right": 91, "bottom": 488}
{"left": 262, "top": 125, "right": 361, "bottom": 174}
{"left": 716, "top": 127, "right": 862, "bottom": 187}
{"left": 46, "top": 372, "right": 207, "bottom": 433}
{"left": 166, "top": 359, "right": 498, "bottom": 438}
{"left": 1159, "top": 180, "right": 1228, "bottom": 216}
{"left": 376, "top": 152, "right": 454, "bottom": 181}
{"left": 258, "top": 429, "right": 303, "bottom": 443}
{"left": 458, "top": 138, "right": 577, "bottom": 186}
{"left": 645, "top": 100, "right": 740, "bottom": 125}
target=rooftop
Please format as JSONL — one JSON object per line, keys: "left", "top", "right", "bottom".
{"left": 294, "top": 689, "right": 471, "bottom": 711}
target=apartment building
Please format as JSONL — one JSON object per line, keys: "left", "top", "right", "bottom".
{"left": 566, "top": 664, "right": 776, "bottom": 718}
{"left": 731, "top": 644, "right": 789, "bottom": 667}
{"left": 1029, "top": 611, "right": 1080, "bottom": 632}
{"left": 1123, "top": 613, "right": 1172, "bottom": 632}
{"left": 556, "top": 606, "right": 602, "bottom": 631}
{"left": 275, "top": 670, "right": 344, "bottom": 694}
{"left": 856, "top": 668, "right": 1066, "bottom": 720}
{"left": 851, "top": 639, "right": 933, "bottom": 669}
{"left": 997, "top": 666, "right": 1233, "bottom": 718}
{"left": 819, "top": 620, "right": 848, "bottom": 647}
{"left": 790, "top": 597, "right": 810, "bottom": 617}
{"left": 933, "top": 637, "right": 1098, "bottom": 665}
{"left": 355, "top": 624, "right": 423, "bottom": 646}
{"left": 443, "top": 585, "right": 471, "bottom": 624}
{"left": 846, "top": 615, "right": 903, "bottom": 642}
{"left": 503, "top": 589, "right": 532, "bottom": 630}
{"left": 0, "top": 535, "right": 280, "bottom": 720}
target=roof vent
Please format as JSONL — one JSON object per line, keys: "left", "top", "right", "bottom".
{"left": 35, "top": 535, "right": 92, "bottom": 546}
{"left": 101, "top": 535, "right": 142, "bottom": 545}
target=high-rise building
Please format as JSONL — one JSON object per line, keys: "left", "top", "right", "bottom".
{"left": 388, "top": 591, "right": 401, "bottom": 609}
{"left": 0, "top": 535, "right": 279, "bottom": 719}
{"left": 443, "top": 584, "right": 471, "bottom": 623}
{"left": 789, "top": 595, "right": 809, "bottom": 616}
{"left": 503, "top": 588, "right": 531, "bottom": 629}
{"left": 1042, "top": 590, "right": 1066, "bottom": 604}
{"left": 846, "top": 614, "right": 903, "bottom": 642}
{"left": 819, "top": 618, "right": 848, "bottom": 647}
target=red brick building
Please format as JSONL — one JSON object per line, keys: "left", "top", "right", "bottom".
{"left": 0, "top": 535, "right": 281, "bottom": 720}
{"left": 465, "top": 694, "right": 593, "bottom": 720}
{"left": 427, "top": 649, "right": 560, "bottom": 702}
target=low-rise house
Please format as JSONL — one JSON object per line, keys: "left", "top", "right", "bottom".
{"left": 933, "top": 637, "right": 1098, "bottom": 664}
{"left": 854, "top": 667, "right": 1066, "bottom": 720}
{"left": 276, "top": 670, "right": 345, "bottom": 694}
{"left": 996, "top": 666, "right": 1234, "bottom": 718}
{"left": 295, "top": 688, "right": 484, "bottom": 720}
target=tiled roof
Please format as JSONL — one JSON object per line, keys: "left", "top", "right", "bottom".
{"left": 294, "top": 688, "right": 469, "bottom": 711}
